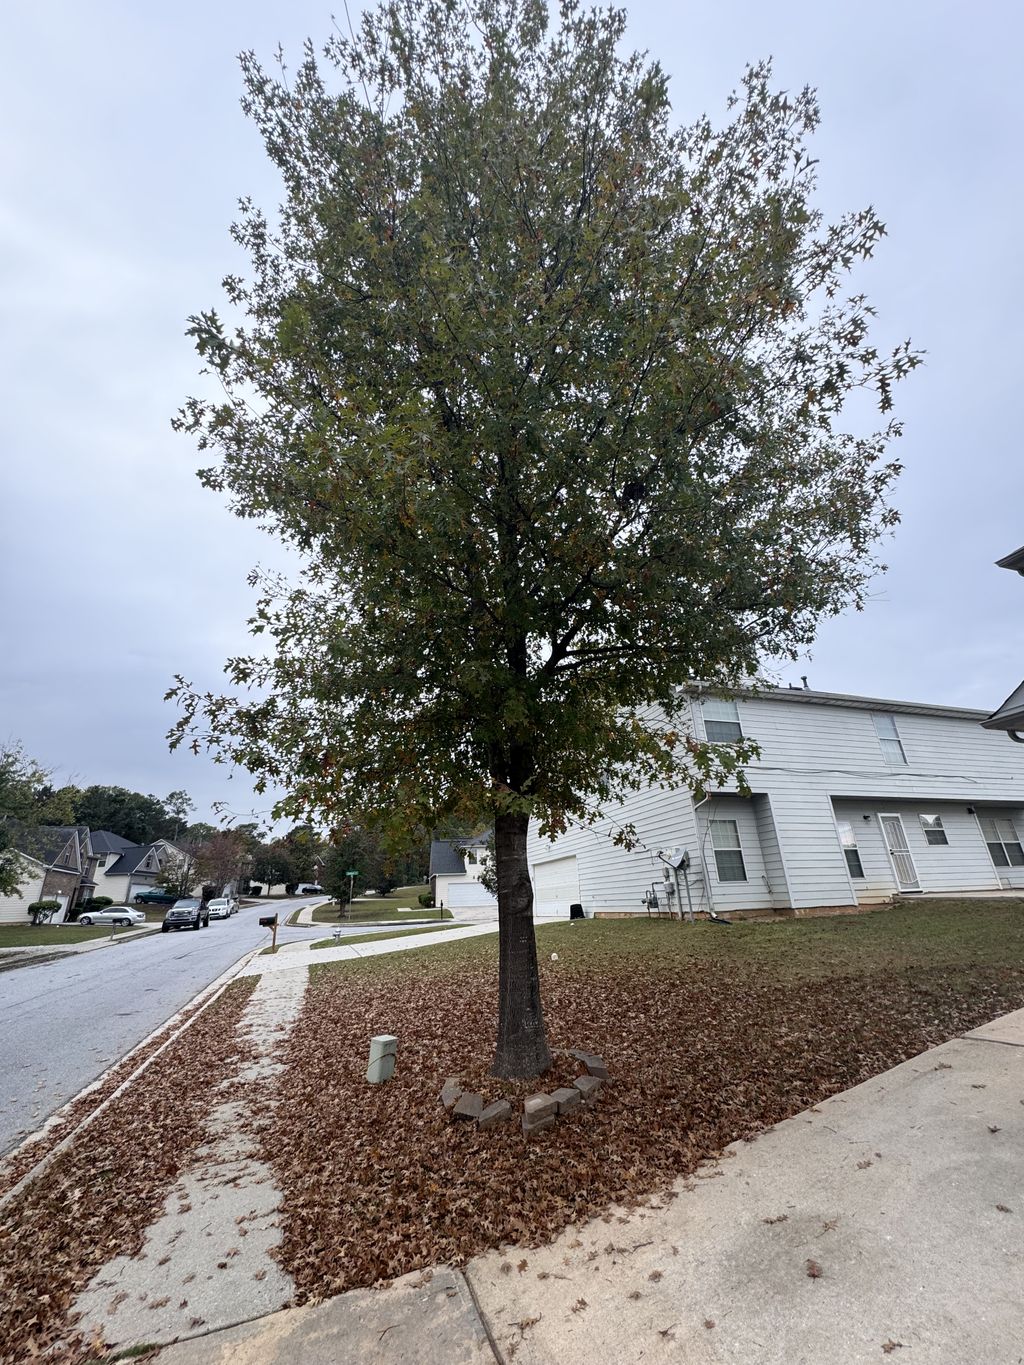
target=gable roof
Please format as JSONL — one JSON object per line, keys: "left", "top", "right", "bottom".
{"left": 91, "top": 830, "right": 135, "bottom": 855}
{"left": 429, "top": 840, "right": 468, "bottom": 878}
{"left": 981, "top": 679, "right": 1024, "bottom": 735}
{"left": 996, "top": 544, "right": 1024, "bottom": 575}
{"left": 10, "top": 824, "right": 85, "bottom": 871}
{"left": 104, "top": 843, "right": 163, "bottom": 877}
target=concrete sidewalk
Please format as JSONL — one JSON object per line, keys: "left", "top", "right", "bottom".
{"left": 154, "top": 1006, "right": 1024, "bottom": 1364}
{"left": 238, "top": 921, "right": 499, "bottom": 976}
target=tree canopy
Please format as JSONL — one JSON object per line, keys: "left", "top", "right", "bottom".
{"left": 170, "top": 0, "right": 918, "bottom": 1074}
{"left": 0, "top": 744, "right": 76, "bottom": 896}
{"left": 62, "top": 785, "right": 193, "bottom": 846}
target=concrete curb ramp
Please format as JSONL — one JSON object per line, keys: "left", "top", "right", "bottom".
{"left": 153, "top": 1007, "right": 1024, "bottom": 1362}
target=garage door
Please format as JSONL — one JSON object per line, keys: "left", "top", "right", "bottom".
{"left": 447, "top": 882, "right": 498, "bottom": 909}
{"left": 533, "top": 856, "right": 580, "bottom": 917}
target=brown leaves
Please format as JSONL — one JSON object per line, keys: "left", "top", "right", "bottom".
{"left": 805, "top": 1260, "right": 823, "bottom": 1279}
{"left": 254, "top": 938, "right": 1024, "bottom": 1309}
{"left": 0, "top": 978, "right": 258, "bottom": 1363}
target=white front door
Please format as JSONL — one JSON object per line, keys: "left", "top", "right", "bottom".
{"left": 879, "top": 814, "right": 920, "bottom": 891}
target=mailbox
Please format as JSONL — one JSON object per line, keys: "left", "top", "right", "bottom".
{"left": 259, "top": 914, "right": 278, "bottom": 929}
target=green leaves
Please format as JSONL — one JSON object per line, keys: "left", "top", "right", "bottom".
{"left": 172, "top": 0, "right": 918, "bottom": 844}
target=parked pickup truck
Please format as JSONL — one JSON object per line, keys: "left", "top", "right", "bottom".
{"left": 134, "top": 889, "right": 177, "bottom": 906}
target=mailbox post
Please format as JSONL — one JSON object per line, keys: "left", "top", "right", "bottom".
{"left": 259, "top": 912, "right": 279, "bottom": 953}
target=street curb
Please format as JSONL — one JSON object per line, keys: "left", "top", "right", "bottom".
{"left": 0, "top": 942, "right": 265, "bottom": 1214}
{"left": 0, "top": 924, "right": 161, "bottom": 969}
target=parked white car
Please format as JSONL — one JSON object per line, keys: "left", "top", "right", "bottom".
{"left": 207, "top": 898, "right": 237, "bottom": 920}
{"left": 78, "top": 905, "right": 147, "bottom": 927}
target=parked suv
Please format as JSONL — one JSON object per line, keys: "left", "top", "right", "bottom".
{"left": 135, "top": 889, "right": 177, "bottom": 906}
{"left": 161, "top": 898, "right": 210, "bottom": 932}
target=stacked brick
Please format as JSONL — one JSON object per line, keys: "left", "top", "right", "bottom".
{"left": 439, "top": 1052, "right": 608, "bottom": 1135}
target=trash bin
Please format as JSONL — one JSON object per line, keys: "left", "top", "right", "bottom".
{"left": 569, "top": 903, "right": 585, "bottom": 920}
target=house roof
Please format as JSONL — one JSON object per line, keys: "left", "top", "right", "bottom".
{"left": 105, "top": 843, "right": 162, "bottom": 877}
{"left": 10, "top": 824, "right": 84, "bottom": 870}
{"left": 981, "top": 679, "right": 1024, "bottom": 735}
{"left": 745, "top": 686, "right": 990, "bottom": 723}
{"left": 91, "top": 830, "right": 135, "bottom": 855}
{"left": 429, "top": 840, "right": 468, "bottom": 878}
{"left": 996, "top": 544, "right": 1024, "bottom": 575}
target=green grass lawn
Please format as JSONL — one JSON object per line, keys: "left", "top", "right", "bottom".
{"left": 0, "top": 924, "right": 145, "bottom": 948}
{"left": 312, "top": 896, "right": 1024, "bottom": 984}
{"left": 309, "top": 924, "right": 462, "bottom": 949}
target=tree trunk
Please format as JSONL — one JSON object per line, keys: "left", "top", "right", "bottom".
{"left": 491, "top": 808, "right": 552, "bottom": 1079}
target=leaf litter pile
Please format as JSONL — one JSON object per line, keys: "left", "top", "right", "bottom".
{"left": 0, "top": 977, "right": 258, "bottom": 1365}
{"left": 260, "top": 902, "right": 1024, "bottom": 1300}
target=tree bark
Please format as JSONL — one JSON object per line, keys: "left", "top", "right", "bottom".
{"left": 490, "top": 807, "right": 552, "bottom": 1079}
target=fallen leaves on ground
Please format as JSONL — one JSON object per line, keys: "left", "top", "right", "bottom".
{"left": 0, "top": 991, "right": 215, "bottom": 1203}
{"left": 0, "top": 978, "right": 258, "bottom": 1364}
{"left": 255, "top": 927, "right": 1024, "bottom": 1304}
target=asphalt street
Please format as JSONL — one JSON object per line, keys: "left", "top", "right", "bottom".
{"left": 0, "top": 899, "right": 368, "bottom": 1157}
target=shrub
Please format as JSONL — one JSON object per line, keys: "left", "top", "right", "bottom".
{"left": 418, "top": 892, "right": 435, "bottom": 908}
{"left": 27, "top": 899, "right": 61, "bottom": 925}
{"left": 88, "top": 896, "right": 114, "bottom": 909}
{"left": 249, "top": 884, "right": 263, "bottom": 896}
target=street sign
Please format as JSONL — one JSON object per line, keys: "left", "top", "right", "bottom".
{"left": 346, "top": 869, "right": 359, "bottom": 876}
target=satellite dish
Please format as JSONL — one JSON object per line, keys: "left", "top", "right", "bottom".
{"left": 667, "top": 847, "right": 690, "bottom": 870}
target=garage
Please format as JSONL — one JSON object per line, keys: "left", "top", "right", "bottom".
{"left": 447, "top": 881, "right": 498, "bottom": 910}
{"left": 533, "top": 855, "right": 580, "bottom": 917}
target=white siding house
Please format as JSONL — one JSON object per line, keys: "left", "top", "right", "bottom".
{"left": 527, "top": 688, "right": 1024, "bottom": 919}
{"left": 429, "top": 834, "right": 499, "bottom": 913}
{"left": 0, "top": 855, "right": 47, "bottom": 924}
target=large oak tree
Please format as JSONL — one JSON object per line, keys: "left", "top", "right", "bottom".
{"left": 170, "top": 0, "right": 918, "bottom": 1076}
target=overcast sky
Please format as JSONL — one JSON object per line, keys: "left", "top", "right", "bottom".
{"left": 1, "top": 0, "right": 1021, "bottom": 826}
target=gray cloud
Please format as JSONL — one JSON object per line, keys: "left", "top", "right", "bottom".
{"left": 2, "top": 0, "right": 1022, "bottom": 824}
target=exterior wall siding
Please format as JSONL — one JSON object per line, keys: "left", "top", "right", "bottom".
{"left": 0, "top": 858, "right": 46, "bottom": 924}
{"left": 696, "top": 795, "right": 772, "bottom": 913}
{"left": 527, "top": 691, "right": 1024, "bottom": 917}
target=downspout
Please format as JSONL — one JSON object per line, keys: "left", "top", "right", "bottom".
{"left": 693, "top": 794, "right": 715, "bottom": 916}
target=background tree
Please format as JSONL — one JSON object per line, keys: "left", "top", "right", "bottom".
{"left": 322, "top": 825, "right": 429, "bottom": 901}
{"left": 165, "top": 789, "right": 195, "bottom": 839}
{"left": 0, "top": 744, "right": 76, "bottom": 895}
{"left": 193, "top": 829, "right": 251, "bottom": 896}
{"left": 182, "top": 821, "right": 219, "bottom": 844}
{"left": 251, "top": 840, "right": 296, "bottom": 891}
{"left": 63, "top": 785, "right": 189, "bottom": 845}
{"left": 170, "top": 0, "right": 918, "bottom": 1076}
{"left": 157, "top": 848, "right": 199, "bottom": 899}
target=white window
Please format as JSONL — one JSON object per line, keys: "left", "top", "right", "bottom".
{"left": 836, "top": 820, "right": 865, "bottom": 878}
{"left": 709, "top": 819, "right": 747, "bottom": 881}
{"left": 703, "top": 699, "right": 743, "bottom": 744}
{"left": 980, "top": 816, "right": 1024, "bottom": 868}
{"left": 872, "top": 713, "right": 907, "bottom": 765}
{"left": 920, "top": 815, "right": 948, "bottom": 847}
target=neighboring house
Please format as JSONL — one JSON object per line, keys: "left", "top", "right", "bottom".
{"left": 526, "top": 687, "right": 1024, "bottom": 920}
{"left": 0, "top": 826, "right": 98, "bottom": 924}
{"left": 429, "top": 833, "right": 498, "bottom": 912}
{"left": 95, "top": 838, "right": 182, "bottom": 904}
{"left": 982, "top": 543, "right": 1024, "bottom": 743}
